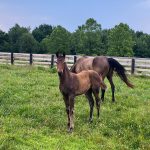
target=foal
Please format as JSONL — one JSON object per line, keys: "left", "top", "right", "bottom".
{"left": 56, "top": 52, "right": 106, "bottom": 132}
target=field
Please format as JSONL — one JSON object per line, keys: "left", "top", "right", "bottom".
{"left": 0, "top": 65, "right": 150, "bottom": 150}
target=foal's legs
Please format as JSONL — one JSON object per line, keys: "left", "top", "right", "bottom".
{"left": 63, "top": 94, "right": 70, "bottom": 129}
{"left": 85, "top": 89, "right": 94, "bottom": 122}
{"left": 68, "top": 95, "right": 75, "bottom": 132}
{"left": 93, "top": 89, "right": 101, "bottom": 118}
{"left": 107, "top": 75, "right": 115, "bottom": 102}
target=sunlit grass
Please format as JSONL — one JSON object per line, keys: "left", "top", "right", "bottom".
{"left": 0, "top": 65, "right": 150, "bottom": 150}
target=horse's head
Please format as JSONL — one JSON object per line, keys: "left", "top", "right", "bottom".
{"left": 55, "top": 52, "right": 66, "bottom": 76}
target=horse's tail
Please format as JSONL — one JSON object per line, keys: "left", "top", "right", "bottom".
{"left": 108, "top": 58, "right": 134, "bottom": 88}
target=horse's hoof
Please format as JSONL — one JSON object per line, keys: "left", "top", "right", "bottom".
{"left": 97, "top": 118, "right": 101, "bottom": 123}
{"left": 101, "top": 99, "right": 104, "bottom": 103}
{"left": 89, "top": 118, "right": 93, "bottom": 123}
{"left": 68, "top": 127, "right": 73, "bottom": 133}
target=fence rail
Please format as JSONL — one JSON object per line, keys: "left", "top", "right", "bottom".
{"left": 0, "top": 52, "right": 150, "bottom": 76}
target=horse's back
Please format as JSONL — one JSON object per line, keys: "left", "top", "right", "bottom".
{"left": 76, "top": 70, "right": 101, "bottom": 89}
{"left": 71, "top": 57, "right": 94, "bottom": 73}
{"left": 73, "top": 71, "right": 91, "bottom": 95}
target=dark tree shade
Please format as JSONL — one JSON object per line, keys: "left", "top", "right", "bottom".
{"left": 32, "top": 24, "right": 53, "bottom": 42}
{"left": 133, "top": 32, "right": 150, "bottom": 57}
{"left": 41, "top": 25, "right": 71, "bottom": 54}
{"left": 0, "top": 30, "right": 10, "bottom": 52}
{"left": 8, "top": 24, "right": 29, "bottom": 52}
{"left": 17, "top": 33, "right": 38, "bottom": 53}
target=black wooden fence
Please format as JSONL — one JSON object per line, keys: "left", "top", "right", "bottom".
{"left": 0, "top": 52, "right": 150, "bottom": 76}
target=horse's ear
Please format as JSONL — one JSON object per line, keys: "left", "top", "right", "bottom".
{"left": 63, "top": 52, "right": 66, "bottom": 58}
{"left": 56, "top": 52, "right": 59, "bottom": 58}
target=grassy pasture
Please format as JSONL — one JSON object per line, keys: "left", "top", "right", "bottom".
{"left": 0, "top": 65, "right": 150, "bottom": 150}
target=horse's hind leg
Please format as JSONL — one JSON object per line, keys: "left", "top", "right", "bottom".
{"left": 93, "top": 88, "right": 101, "bottom": 118}
{"left": 100, "top": 76, "right": 106, "bottom": 102}
{"left": 107, "top": 75, "right": 115, "bottom": 102}
{"left": 85, "top": 89, "right": 94, "bottom": 122}
{"left": 101, "top": 89, "right": 105, "bottom": 102}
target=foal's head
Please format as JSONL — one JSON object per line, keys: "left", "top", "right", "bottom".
{"left": 56, "top": 52, "right": 66, "bottom": 76}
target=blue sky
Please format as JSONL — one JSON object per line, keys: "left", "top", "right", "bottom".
{"left": 0, "top": 0, "right": 150, "bottom": 33}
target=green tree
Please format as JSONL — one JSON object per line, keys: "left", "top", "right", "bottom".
{"left": 107, "top": 23, "right": 134, "bottom": 57}
{"left": 32, "top": 24, "right": 53, "bottom": 42}
{"left": 101, "top": 29, "right": 109, "bottom": 55}
{"left": 43, "top": 25, "right": 71, "bottom": 54}
{"left": 39, "top": 38, "right": 50, "bottom": 54}
{"left": 17, "top": 33, "right": 38, "bottom": 53}
{"left": 133, "top": 32, "right": 150, "bottom": 57}
{"left": 8, "top": 24, "right": 29, "bottom": 52}
{"left": 0, "top": 30, "right": 10, "bottom": 52}
{"left": 73, "top": 18, "right": 103, "bottom": 55}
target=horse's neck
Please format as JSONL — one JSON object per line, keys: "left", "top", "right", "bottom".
{"left": 59, "top": 63, "right": 71, "bottom": 84}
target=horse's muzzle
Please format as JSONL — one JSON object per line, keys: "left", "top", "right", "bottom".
{"left": 58, "top": 71, "right": 63, "bottom": 76}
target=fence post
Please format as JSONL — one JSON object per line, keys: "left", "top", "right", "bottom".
{"left": 11, "top": 52, "right": 14, "bottom": 65}
{"left": 74, "top": 55, "right": 77, "bottom": 64}
{"left": 51, "top": 54, "right": 54, "bottom": 68}
{"left": 131, "top": 58, "right": 135, "bottom": 74}
{"left": 30, "top": 53, "right": 33, "bottom": 65}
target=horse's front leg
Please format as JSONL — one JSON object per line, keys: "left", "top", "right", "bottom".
{"left": 68, "top": 95, "right": 75, "bottom": 132}
{"left": 63, "top": 94, "right": 70, "bottom": 130}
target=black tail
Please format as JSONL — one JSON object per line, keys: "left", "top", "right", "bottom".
{"left": 108, "top": 58, "right": 134, "bottom": 88}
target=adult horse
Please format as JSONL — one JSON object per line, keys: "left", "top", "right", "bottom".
{"left": 70, "top": 56, "right": 134, "bottom": 102}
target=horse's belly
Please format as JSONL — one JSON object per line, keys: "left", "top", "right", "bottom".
{"left": 75, "top": 79, "right": 91, "bottom": 95}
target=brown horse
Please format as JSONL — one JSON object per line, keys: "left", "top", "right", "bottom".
{"left": 70, "top": 56, "right": 134, "bottom": 102}
{"left": 56, "top": 52, "right": 106, "bottom": 132}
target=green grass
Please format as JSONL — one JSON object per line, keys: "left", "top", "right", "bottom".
{"left": 0, "top": 65, "right": 150, "bottom": 150}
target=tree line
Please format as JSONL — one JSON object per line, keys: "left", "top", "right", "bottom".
{"left": 0, "top": 18, "right": 150, "bottom": 57}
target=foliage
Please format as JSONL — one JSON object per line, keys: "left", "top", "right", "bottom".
{"left": 39, "top": 38, "right": 50, "bottom": 54}
{"left": 32, "top": 24, "right": 53, "bottom": 42}
{"left": 49, "top": 67, "right": 57, "bottom": 73}
{"left": 0, "top": 65, "right": 150, "bottom": 150}
{"left": 133, "top": 31, "right": 150, "bottom": 57}
{"left": 8, "top": 24, "right": 30, "bottom": 52}
{"left": 43, "top": 25, "right": 71, "bottom": 54}
{"left": 0, "top": 19, "right": 150, "bottom": 58}
{"left": 0, "top": 30, "right": 10, "bottom": 52}
{"left": 101, "top": 29, "right": 109, "bottom": 55}
{"left": 107, "top": 23, "right": 134, "bottom": 57}
{"left": 72, "top": 18, "right": 103, "bottom": 55}
{"left": 17, "top": 33, "right": 38, "bottom": 53}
